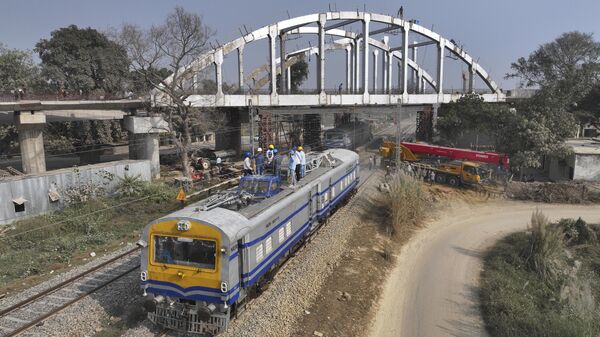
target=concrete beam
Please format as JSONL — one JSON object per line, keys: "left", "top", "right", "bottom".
{"left": 0, "top": 100, "right": 145, "bottom": 112}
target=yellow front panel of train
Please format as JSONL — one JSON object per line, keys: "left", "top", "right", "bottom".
{"left": 147, "top": 219, "right": 222, "bottom": 289}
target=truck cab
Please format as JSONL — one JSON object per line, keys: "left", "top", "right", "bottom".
{"left": 436, "top": 161, "right": 482, "bottom": 186}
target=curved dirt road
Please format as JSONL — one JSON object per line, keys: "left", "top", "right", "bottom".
{"left": 368, "top": 201, "right": 600, "bottom": 337}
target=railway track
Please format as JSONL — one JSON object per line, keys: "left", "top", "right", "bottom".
{"left": 0, "top": 247, "right": 140, "bottom": 337}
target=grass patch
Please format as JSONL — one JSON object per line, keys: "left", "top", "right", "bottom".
{"left": 380, "top": 173, "right": 429, "bottom": 239}
{"left": 0, "top": 181, "right": 179, "bottom": 293}
{"left": 480, "top": 213, "right": 600, "bottom": 337}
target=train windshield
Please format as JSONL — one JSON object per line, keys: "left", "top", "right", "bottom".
{"left": 153, "top": 235, "right": 216, "bottom": 270}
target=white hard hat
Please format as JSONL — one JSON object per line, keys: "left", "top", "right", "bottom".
{"left": 257, "top": 147, "right": 263, "bottom": 152}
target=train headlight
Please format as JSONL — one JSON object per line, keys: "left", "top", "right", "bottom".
{"left": 140, "top": 271, "right": 148, "bottom": 281}
{"left": 220, "top": 282, "right": 228, "bottom": 293}
{"left": 177, "top": 220, "right": 191, "bottom": 231}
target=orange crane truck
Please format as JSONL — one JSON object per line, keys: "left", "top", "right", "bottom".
{"left": 379, "top": 140, "right": 508, "bottom": 186}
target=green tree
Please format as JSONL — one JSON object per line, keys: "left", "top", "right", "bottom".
{"left": 117, "top": 7, "right": 217, "bottom": 177}
{"left": 0, "top": 44, "right": 39, "bottom": 95}
{"left": 506, "top": 31, "right": 600, "bottom": 109}
{"left": 437, "top": 94, "right": 576, "bottom": 169}
{"left": 276, "top": 58, "right": 309, "bottom": 93}
{"left": 436, "top": 94, "right": 497, "bottom": 146}
{"left": 493, "top": 99, "right": 575, "bottom": 168}
{"left": 35, "top": 25, "right": 130, "bottom": 96}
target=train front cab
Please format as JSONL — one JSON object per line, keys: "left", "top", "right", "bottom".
{"left": 140, "top": 217, "right": 238, "bottom": 335}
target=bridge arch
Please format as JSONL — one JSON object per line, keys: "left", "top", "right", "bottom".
{"left": 154, "top": 11, "right": 504, "bottom": 107}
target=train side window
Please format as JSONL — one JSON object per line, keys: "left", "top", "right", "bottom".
{"left": 285, "top": 221, "right": 292, "bottom": 237}
{"left": 278, "top": 228, "right": 285, "bottom": 243}
{"left": 256, "top": 243, "right": 264, "bottom": 262}
{"left": 265, "top": 237, "right": 273, "bottom": 254}
{"left": 331, "top": 187, "right": 336, "bottom": 198}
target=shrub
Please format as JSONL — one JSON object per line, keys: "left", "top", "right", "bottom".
{"left": 380, "top": 173, "right": 428, "bottom": 239}
{"left": 522, "top": 211, "right": 566, "bottom": 286}
{"left": 116, "top": 173, "right": 145, "bottom": 197}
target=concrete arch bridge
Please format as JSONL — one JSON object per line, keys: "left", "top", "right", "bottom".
{"left": 154, "top": 11, "right": 505, "bottom": 108}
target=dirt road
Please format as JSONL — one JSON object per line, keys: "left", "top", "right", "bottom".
{"left": 368, "top": 201, "right": 600, "bottom": 337}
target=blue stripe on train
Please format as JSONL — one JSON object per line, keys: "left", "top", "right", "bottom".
{"left": 240, "top": 177, "right": 358, "bottom": 286}
{"left": 143, "top": 279, "right": 239, "bottom": 295}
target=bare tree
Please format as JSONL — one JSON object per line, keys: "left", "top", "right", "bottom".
{"left": 117, "top": 7, "right": 220, "bottom": 177}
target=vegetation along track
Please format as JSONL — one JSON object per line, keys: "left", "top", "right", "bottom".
{"left": 0, "top": 247, "right": 140, "bottom": 337}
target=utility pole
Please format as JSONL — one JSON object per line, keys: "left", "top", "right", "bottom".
{"left": 395, "top": 103, "right": 403, "bottom": 167}
{"left": 249, "top": 99, "right": 255, "bottom": 156}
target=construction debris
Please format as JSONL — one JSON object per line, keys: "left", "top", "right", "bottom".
{"left": 505, "top": 182, "right": 600, "bottom": 204}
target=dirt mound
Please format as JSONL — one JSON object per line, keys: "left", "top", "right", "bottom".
{"left": 506, "top": 182, "right": 600, "bottom": 204}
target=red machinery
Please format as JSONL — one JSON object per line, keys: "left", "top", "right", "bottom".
{"left": 401, "top": 142, "right": 510, "bottom": 170}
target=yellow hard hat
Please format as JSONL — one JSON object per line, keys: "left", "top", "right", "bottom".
{"left": 268, "top": 144, "right": 274, "bottom": 149}
{"left": 298, "top": 146, "right": 303, "bottom": 151}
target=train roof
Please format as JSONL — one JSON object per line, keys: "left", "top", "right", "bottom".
{"left": 154, "top": 149, "right": 358, "bottom": 241}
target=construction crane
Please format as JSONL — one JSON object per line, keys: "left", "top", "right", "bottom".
{"left": 379, "top": 140, "right": 510, "bottom": 186}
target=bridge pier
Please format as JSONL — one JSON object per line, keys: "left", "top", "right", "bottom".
{"left": 124, "top": 116, "right": 167, "bottom": 179}
{"left": 14, "top": 111, "right": 46, "bottom": 174}
{"left": 215, "top": 108, "right": 242, "bottom": 156}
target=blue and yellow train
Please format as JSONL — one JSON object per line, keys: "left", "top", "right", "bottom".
{"left": 138, "top": 149, "right": 360, "bottom": 335}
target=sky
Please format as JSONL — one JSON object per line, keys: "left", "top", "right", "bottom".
{"left": 1, "top": 0, "right": 599, "bottom": 91}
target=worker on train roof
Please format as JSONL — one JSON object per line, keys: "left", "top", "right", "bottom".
{"left": 266, "top": 144, "right": 275, "bottom": 164}
{"left": 255, "top": 148, "right": 264, "bottom": 175}
{"left": 243, "top": 152, "right": 253, "bottom": 176}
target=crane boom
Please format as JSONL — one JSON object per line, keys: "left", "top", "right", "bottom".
{"left": 400, "top": 142, "right": 510, "bottom": 169}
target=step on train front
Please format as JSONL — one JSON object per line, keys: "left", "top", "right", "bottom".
{"left": 137, "top": 149, "right": 360, "bottom": 335}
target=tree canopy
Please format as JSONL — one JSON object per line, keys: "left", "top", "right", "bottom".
{"left": 507, "top": 31, "right": 600, "bottom": 124}
{"left": 437, "top": 94, "right": 576, "bottom": 169}
{"left": 116, "top": 7, "right": 217, "bottom": 177}
{"left": 35, "top": 25, "right": 130, "bottom": 96}
{"left": 277, "top": 58, "right": 309, "bottom": 93}
{"left": 0, "top": 44, "right": 39, "bottom": 95}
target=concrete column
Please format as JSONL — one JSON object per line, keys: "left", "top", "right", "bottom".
{"left": 411, "top": 44, "right": 418, "bottom": 93}
{"left": 238, "top": 46, "right": 245, "bottom": 92}
{"left": 15, "top": 112, "right": 46, "bottom": 174}
{"left": 387, "top": 51, "right": 393, "bottom": 94}
{"left": 437, "top": 39, "right": 445, "bottom": 100}
{"left": 354, "top": 39, "right": 360, "bottom": 92}
{"left": 372, "top": 50, "right": 379, "bottom": 93}
{"left": 469, "top": 64, "right": 475, "bottom": 93}
{"left": 215, "top": 49, "right": 224, "bottom": 96}
{"left": 382, "top": 36, "right": 389, "bottom": 93}
{"left": 421, "top": 77, "right": 427, "bottom": 94}
{"left": 269, "top": 27, "right": 277, "bottom": 96}
{"left": 124, "top": 116, "right": 168, "bottom": 179}
{"left": 345, "top": 45, "right": 352, "bottom": 93}
{"left": 192, "top": 74, "right": 198, "bottom": 91}
{"left": 417, "top": 69, "right": 423, "bottom": 94}
{"left": 362, "top": 14, "right": 370, "bottom": 96}
{"left": 286, "top": 67, "right": 292, "bottom": 92}
{"left": 279, "top": 34, "right": 287, "bottom": 94}
{"left": 402, "top": 28, "right": 409, "bottom": 96}
{"left": 350, "top": 44, "right": 355, "bottom": 93}
{"left": 318, "top": 15, "right": 326, "bottom": 94}
{"left": 398, "top": 61, "right": 402, "bottom": 93}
